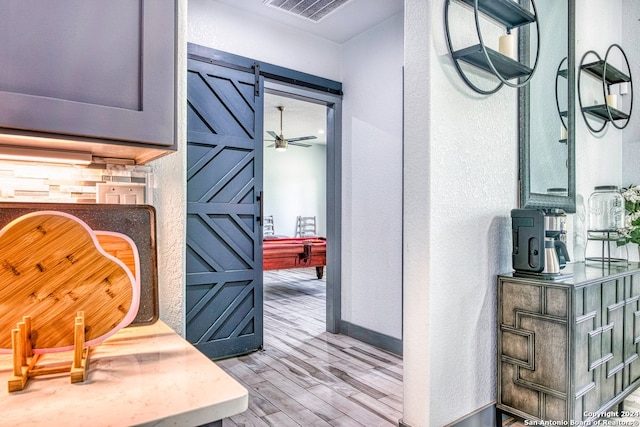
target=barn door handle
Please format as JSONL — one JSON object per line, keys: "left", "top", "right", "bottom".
{"left": 257, "top": 191, "right": 264, "bottom": 226}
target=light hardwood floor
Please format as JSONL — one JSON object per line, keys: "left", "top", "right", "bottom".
{"left": 217, "top": 268, "right": 640, "bottom": 426}
{"left": 217, "top": 268, "right": 404, "bottom": 427}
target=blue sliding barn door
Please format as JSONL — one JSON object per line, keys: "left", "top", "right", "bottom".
{"left": 186, "top": 56, "right": 264, "bottom": 359}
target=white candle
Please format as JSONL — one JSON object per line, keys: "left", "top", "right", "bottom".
{"left": 499, "top": 33, "right": 516, "bottom": 60}
{"left": 606, "top": 94, "right": 618, "bottom": 109}
{"left": 560, "top": 126, "right": 568, "bottom": 140}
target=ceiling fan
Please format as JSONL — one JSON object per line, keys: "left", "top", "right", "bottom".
{"left": 266, "top": 106, "right": 317, "bottom": 151}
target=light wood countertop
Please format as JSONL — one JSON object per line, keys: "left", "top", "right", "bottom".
{"left": 0, "top": 320, "right": 248, "bottom": 426}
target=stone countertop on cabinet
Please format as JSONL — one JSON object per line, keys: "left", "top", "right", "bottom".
{"left": 503, "top": 261, "right": 640, "bottom": 288}
{"left": 0, "top": 320, "right": 248, "bottom": 426}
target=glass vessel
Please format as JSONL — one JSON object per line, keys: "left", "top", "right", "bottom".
{"left": 587, "top": 185, "right": 625, "bottom": 239}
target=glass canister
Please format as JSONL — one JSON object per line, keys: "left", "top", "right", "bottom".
{"left": 588, "top": 185, "right": 625, "bottom": 239}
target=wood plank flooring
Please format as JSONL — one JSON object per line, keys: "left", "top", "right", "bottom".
{"left": 217, "top": 268, "right": 640, "bottom": 426}
{"left": 217, "top": 268, "right": 404, "bottom": 427}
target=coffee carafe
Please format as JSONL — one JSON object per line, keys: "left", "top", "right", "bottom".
{"left": 511, "top": 208, "right": 572, "bottom": 278}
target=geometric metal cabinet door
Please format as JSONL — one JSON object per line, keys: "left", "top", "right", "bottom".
{"left": 498, "top": 271, "right": 640, "bottom": 423}
{"left": 185, "top": 55, "right": 264, "bottom": 359}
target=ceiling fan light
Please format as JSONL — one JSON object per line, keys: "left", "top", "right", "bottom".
{"left": 275, "top": 139, "right": 288, "bottom": 151}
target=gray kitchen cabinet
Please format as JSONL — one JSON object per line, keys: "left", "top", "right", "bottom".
{"left": 0, "top": 0, "right": 176, "bottom": 164}
{"left": 498, "top": 263, "right": 640, "bottom": 422}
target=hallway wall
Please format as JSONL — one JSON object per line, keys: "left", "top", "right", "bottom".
{"left": 403, "top": 0, "right": 517, "bottom": 424}
{"left": 341, "top": 14, "right": 404, "bottom": 340}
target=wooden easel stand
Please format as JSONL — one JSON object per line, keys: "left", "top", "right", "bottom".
{"left": 7, "top": 312, "right": 91, "bottom": 392}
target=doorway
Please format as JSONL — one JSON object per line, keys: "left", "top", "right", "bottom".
{"left": 262, "top": 89, "right": 329, "bottom": 332}
{"left": 263, "top": 81, "right": 342, "bottom": 335}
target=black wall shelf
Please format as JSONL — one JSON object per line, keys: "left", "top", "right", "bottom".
{"left": 582, "top": 60, "right": 631, "bottom": 85}
{"left": 582, "top": 105, "right": 629, "bottom": 122}
{"left": 445, "top": 0, "right": 539, "bottom": 94}
{"left": 578, "top": 45, "right": 633, "bottom": 132}
{"left": 457, "top": 0, "right": 535, "bottom": 29}
{"left": 453, "top": 45, "right": 533, "bottom": 80}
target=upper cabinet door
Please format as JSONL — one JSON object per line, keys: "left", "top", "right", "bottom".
{"left": 0, "top": 0, "right": 176, "bottom": 150}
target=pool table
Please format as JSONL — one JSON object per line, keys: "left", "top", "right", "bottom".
{"left": 263, "top": 237, "right": 326, "bottom": 279}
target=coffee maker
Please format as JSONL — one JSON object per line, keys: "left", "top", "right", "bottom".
{"left": 511, "top": 208, "right": 572, "bottom": 279}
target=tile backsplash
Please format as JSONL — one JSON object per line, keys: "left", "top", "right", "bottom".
{"left": 0, "top": 160, "right": 153, "bottom": 204}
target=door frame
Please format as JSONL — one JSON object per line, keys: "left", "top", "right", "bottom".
{"left": 264, "top": 80, "right": 342, "bottom": 333}
{"left": 186, "top": 43, "right": 343, "bottom": 334}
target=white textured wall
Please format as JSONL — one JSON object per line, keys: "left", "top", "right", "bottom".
{"left": 264, "top": 144, "right": 326, "bottom": 237}
{"left": 150, "top": 0, "right": 188, "bottom": 335}
{"left": 403, "top": 1, "right": 431, "bottom": 423}
{"left": 341, "top": 14, "right": 404, "bottom": 339}
{"left": 404, "top": 0, "right": 517, "bottom": 424}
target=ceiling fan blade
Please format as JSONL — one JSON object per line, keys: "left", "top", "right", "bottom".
{"left": 288, "top": 141, "right": 313, "bottom": 148}
{"left": 266, "top": 131, "right": 279, "bottom": 139}
{"left": 267, "top": 143, "right": 276, "bottom": 147}
{"left": 287, "top": 135, "right": 317, "bottom": 142}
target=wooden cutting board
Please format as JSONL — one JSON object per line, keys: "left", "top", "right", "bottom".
{"left": 0, "top": 211, "right": 138, "bottom": 353}
{"left": 0, "top": 202, "right": 158, "bottom": 326}
{"left": 95, "top": 231, "right": 139, "bottom": 283}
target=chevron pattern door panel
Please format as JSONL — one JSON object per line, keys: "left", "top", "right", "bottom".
{"left": 186, "top": 57, "right": 263, "bottom": 359}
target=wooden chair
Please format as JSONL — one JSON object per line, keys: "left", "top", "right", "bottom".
{"left": 263, "top": 215, "right": 275, "bottom": 237}
{"left": 296, "top": 216, "right": 317, "bottom": 237}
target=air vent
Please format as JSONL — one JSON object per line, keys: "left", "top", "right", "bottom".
{"left": 262, "top": 0, "right": 352, "bottom": 22}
